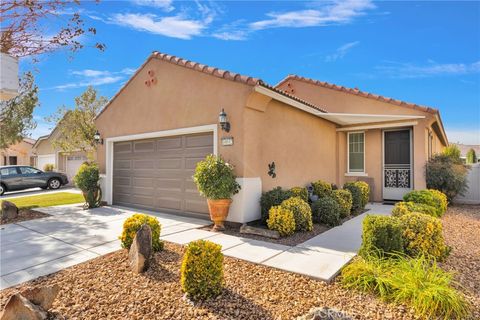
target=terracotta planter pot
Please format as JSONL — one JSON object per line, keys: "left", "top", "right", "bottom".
{"left": 207, "top": 199, "right": 232, "bottom": 231}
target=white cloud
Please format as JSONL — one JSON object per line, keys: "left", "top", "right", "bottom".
{"left": 376, "top": 60, "right": 480, "bottom": 78}
{"left": 447, "top": 128, "right": 480, "bottom": 145}
{"left": 49, "top": 68, "right": 134, "bottom": 91}
{"left": 110, "top": 13, "right": 210, "bottom": 39}
{"left": 131, "top": 0, "right": 174, "bottom": 12}
{"left": 325, "top": 41, "right": 360, "bottom": 62}
{"left": 249, "top": 0, "right": 375, "bottom": 30}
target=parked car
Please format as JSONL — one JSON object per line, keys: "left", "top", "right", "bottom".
{"left": 0, "top": 165, "right": 69, "bottom": 196}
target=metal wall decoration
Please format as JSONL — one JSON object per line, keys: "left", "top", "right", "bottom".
{"left": 384, "top": 166, "right": 410, "bottom": 188}
{"left": 268, "top": 162, "right": 276, "bottom": 178}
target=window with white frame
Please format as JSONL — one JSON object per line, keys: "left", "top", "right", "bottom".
{"left": 348, "top": 132, "right": 365, "bottom": 173}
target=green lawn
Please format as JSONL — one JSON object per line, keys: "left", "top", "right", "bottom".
{"left": 2, "top": 192, "right": 85, "bottom": 210}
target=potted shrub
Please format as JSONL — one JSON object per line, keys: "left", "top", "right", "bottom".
{"left": 74, "top": 161, "right": 102, "bottom": 209}
{"left": 193, "top": 154, "right": 240, "bottom": 231}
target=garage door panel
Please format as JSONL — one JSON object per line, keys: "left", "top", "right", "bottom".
{"left": 113, "top": 132, "right": 212, "bottom": 215}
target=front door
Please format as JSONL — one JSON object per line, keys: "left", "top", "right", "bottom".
{"left": 383, "top": 129, "right": 412, "bottom": 200}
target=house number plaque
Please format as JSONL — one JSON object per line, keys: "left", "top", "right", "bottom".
{"left": 221, "top": 137, "right": 234, "bottom": 146}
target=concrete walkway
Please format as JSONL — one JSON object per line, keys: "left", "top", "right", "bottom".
{"left": 0, "top": 203, "right": 392, "bottom": 289}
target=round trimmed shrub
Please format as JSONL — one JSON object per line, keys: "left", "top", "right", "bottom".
{"left": 181, "top": 240, "right": 224, "bottom": 300}
{"left": 332, "top": 189, "right": 353, "bottom": 218}
{"left": 311, "top": 196, "right": 341, "bottom": 227}
{"left": 354, "top": 181, "right": 370, "bottom": 208}
{"left": 260, "top": 187, "right": 292, "bottom": 224}
{"left": 392, "top": 201, "right": 438, "bottom": 218}
{"left": 280, "top": 197, "right": 313, "bottom": 231}
{"left": 311, "top": 180, "right": 332, "bottom": 198}
{"left": 403, "top": 189, "right": 447, "bottom": 217}
{"left": 343, "top": 183, "right": 363, "bottom": 214}
{"left": 267, "top": 206, "right": 296, "bottom": 236}
{"left": 428, "top": 189, "right": 448, "bottom": 214}
{"left": 193, "top": 154, "right": 240, "bottom": 200}
{"left": 289, "top": 186, "right": 308, "bottom": 202}
{"left": 399, "top": 212, "right": 449, "bottom": 260}
{"left": 74, "top": 162, "right": 101, "bottom": 208}
{"left": 359, "top": 215, "right": 404, "bottom": 257}
{"left": 120, "top": 213, "right": 163, "bottom": 251}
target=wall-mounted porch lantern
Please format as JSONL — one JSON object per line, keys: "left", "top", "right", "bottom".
{"left": 94, "top": 130, "right": 104, "bottom": 145}
{"left": 219, "top": 108, "right": 230, "bottom": 132}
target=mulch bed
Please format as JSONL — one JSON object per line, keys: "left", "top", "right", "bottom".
{"left": 0, "top": 242, "right": 419, "bottom": 320}
{"left": 0, "top": 209, "right": 50, "bottom": 225}
{"left": 439, "top": 204, "right": 480, "bottom": 317}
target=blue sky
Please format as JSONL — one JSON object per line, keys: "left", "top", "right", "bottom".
{"left": 23, "top": 0, "right": 480, "bottom": 144}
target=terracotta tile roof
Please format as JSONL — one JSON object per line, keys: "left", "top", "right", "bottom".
{"left": 276, "top": 75, "right": 439, "bottom": 115}
{"left": 96, "top": 51, "right": 326, "bottom": 119}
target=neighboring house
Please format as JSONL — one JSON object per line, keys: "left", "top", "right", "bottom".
{"left": 453, "top": 143, "right": 480, "bottom": 162}
{"left": 32, "top": 125, "right": 88, "bottom": 183}
{"left": 94, "top": 51, "right": 448, "bottom": 223}
{"left": 0, "top": 138, "right": 36, "bottom": 166}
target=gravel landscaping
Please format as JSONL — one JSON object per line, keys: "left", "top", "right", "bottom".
{"left": 0, "top": 209, "right": 50, "bottom": 225}
{"left": 439, "top": 204, "right": 480, "bottom": 318}
{"left": 1, "top": 241, "right": 420, "bottom": 320}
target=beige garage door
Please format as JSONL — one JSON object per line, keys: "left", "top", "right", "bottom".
{"left": 113, "top": 132, "right": 213, "bottom": 215}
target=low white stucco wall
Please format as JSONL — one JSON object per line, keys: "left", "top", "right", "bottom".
{"left": 454, "top": 163, "right": 480, "bottom": 204}
{"left": 227, "top": 177, "right": 262, "bottom": 223}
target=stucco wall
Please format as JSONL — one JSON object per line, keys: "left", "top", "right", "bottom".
{"left": 0, "top": 140, "right": 33, "bottom": 165}
{"left": 242, "top": 99, "right": 338, "bottom": 191}
{"left": 95, "top": 58, "right": 254, "bottom": 176}
{"left": 34, "top": 137, "right": 55, "bottom": 155}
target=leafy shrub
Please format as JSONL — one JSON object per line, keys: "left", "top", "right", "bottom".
{"left": 181, "top": 240, "right": 224, "bottom": 300}
{"left": 341, "top": 255, "right": 469, "bottom": 320}
{"left": 74, "top": 162, "right": 101, "bottom": 208}
{"left": 399, "top": 212, "right": 449, "bottom": 260}
{"left": 429, "top": 189, "right": 448, "bottom": 214}
{"left": 260, "top": 187, "right": 292, "bottom": 224}
{"left": 120, "top": 213, "right": 163, "bottom": 251}
{"left": 466, "top": 148, "right": 477, "bottom": 164}
{"left": 266, "top": 206, "right": 296, "bottom": 236}
{"left": 426, "top": 154, "right": 468, "bottom": 202}
{"left": 332, "top": 189, "right": 353, "bottom": 218}
{"left": 311, "top": 180, "right": 332, "bottom": 198}
{"left": 443, "top": 145, "right": 462, "bottom": 161}
{"left": 193, "top": 154, "right": 240, "bottom": 200}
{"left": 343, "top": 183, "right": 363, "bottom": 214}
{"left": 403, "top": 189, "right": 447, "bottom": 217}
{"left": 391, "top": 201, "right": 438, "bottom": 218}
{"left": 289, "top": 186, "right": 308, "bottom": 202}
{"left": 311, "top": 196, "right": 341, "bottom": 227}
{"left": 43, "top": 163, "right": 54, "bottom": 172}
{"left": 354, "top": 181, "right": 370, "bottom": 208}
{"left": 359, "top": 215, "right": 404, "bottom": 257}
{"left": 280, "top": 197, "right": 313, "bottom": 231}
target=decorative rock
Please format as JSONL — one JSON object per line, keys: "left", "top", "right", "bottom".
{"left": 1, "top": 201, "right": 18, "bottom": 222}
{"left": 128, "top": 224, "right": 152, "bottom": 273}
{"left": 0, "top": 294, "right": 47, "bottom": 320}
{"left": 240, "top": 225, "right": 280, "bottom": 239}
{"left": 21, "top": 284, "right": 60, "bottom": 310}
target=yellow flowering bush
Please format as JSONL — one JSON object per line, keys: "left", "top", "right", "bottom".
{"left": 332, "top": 189, "right": 353, "bottom": 218}
{"left": 311, "top": 180, "right": 332, "bottom": 198}
{"left": 267, "top": 206, "right": 296, "bottom": 236}
{"left": 181, "top": 240, "right": 224, "bottom": 300}
{"left": 119, "top": 214, "right": 163, "bottom": 251}
{"left": 399, "top": 213, "right": 449, "bottom": 260}
{"left": 355, "top": 181, "right": 370, "bottom": 208}
{"left": 429, "top": 189, "right": 448, "bottom": 214}
{"left": 392, "top": 201, "right": 437, "bottom": 217}
{"left": 280, "top": 197, "right": 313, "bottom": 231}
{"left": 403, "top": 189, "right": 448, "bottom": 217}
{"left": 289, "top": 186, "right": 308, "bottom": 202}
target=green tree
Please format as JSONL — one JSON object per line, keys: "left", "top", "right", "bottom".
{"left": 442, "top": 145, "right": 462, "bottom": 163}
{"left": 0, "top": 72, "right": 38, "bottom": 149}
{"left": 466, "top": 148, "right": 477, "bottom": 164}
{"left": 47, "top": 86, "right": 107, "bottom": 157}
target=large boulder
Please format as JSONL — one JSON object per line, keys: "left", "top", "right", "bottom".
{"left": 21, "top": 284, "right": 59, "bottom": 310}
{"left": 128, "top": 224, "right": 152, "bottom": 273}
{"left": 0, "top": 294, "right": 47, "bottom": 320}
{"left": 1, "top": 201, "right": 18, "bottom": 222}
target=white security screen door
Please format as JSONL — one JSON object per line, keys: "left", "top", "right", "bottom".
{"left": 383, "top": 129, "right": 412, "bottom": 200}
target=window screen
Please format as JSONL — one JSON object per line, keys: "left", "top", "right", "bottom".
{"left": 349, "top": 132, "right": 364, "bottom": 172}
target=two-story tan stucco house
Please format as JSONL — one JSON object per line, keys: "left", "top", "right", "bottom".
{"left": 94, "top": 51, "right": 448, "bottom": 223}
